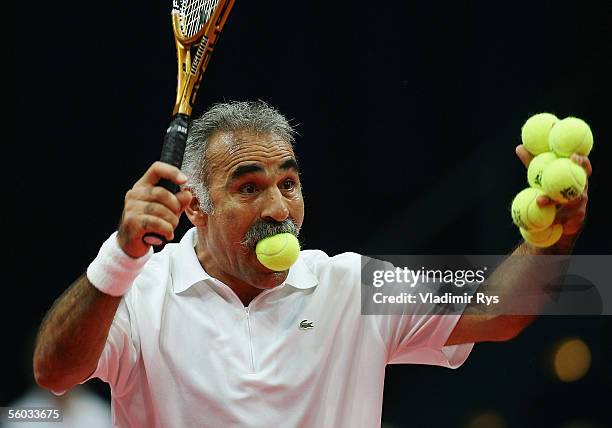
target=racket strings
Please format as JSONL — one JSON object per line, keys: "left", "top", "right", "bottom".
{"left": 181, "top": 0, "right": 220, "bottom": 38}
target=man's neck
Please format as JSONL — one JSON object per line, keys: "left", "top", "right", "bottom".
{"left": 194, "top": 242, "right": 284, "bottom": 306}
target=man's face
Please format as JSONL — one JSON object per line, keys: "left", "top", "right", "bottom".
{"left": 196, "top": 129, "right": 304, "bottom": 290}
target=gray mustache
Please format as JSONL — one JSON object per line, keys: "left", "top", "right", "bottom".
{"left": 241, "top": 218, "right": 299, "bottom": 249}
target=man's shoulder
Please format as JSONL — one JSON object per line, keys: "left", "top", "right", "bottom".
{"left": 300, "top": 249, "right": 362, "bottom": 278}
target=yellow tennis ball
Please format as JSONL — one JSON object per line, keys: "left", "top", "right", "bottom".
{"left": 521, "top": 113, "right": 559, "bottom": 155}
{"left": 548, "top": 117, "right": 593, "bottom": 157}
{"left": 541, "top": 158, "right": 587, "bottom": 203}
{"left": 527, "top": 152, "right": 558, "bottom": 189}
{"left": 255, "top": 233, "right": 300, "bottom": 272}
{"left": 511, "top": 187, "right": 556, "bottom": 231}
{"left": 520, "top": 224, "right": 564, "bottom": 248}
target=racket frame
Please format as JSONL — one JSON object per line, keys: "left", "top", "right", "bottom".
{"left": 172, "top": 0, "right": 235, "bottom": 116}
{"left": 141, "top": 0, "right": 235, "bottom": 247}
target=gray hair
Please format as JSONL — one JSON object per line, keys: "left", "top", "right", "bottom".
{"left": 182, "top": 100, "right": 296, "bottom": 213}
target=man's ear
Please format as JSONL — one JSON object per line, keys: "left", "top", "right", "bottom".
{"left": 184, "top": 192, "right": 208, "bottom": 227}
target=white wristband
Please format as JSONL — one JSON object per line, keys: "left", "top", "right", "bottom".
{"left": 86, "top": 232, "right": 153, "bottom": 296}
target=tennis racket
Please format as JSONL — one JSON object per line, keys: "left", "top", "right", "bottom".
{"left": 143, "top": 0, "right": 235, "bottom": 246}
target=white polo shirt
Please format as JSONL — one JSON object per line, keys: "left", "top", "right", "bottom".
{"left": 87, "top": 228, "right": 473, "bottom": 428}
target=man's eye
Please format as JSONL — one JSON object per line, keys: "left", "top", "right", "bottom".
{"left": 282, "top": 179, "right": 296, "bottom": 190}
{"left": 240, "top": 183, "right": 257, "bottom": 194}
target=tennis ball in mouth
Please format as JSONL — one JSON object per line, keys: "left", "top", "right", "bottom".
{"left": 255, "top": 233, "right": 300, "bottom": 271}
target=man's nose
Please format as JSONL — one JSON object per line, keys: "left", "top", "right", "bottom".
{"left": 260, "top": 186, "right": 289, "bottom": 223}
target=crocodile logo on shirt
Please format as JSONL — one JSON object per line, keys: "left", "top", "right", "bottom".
{"left": 299, "top": 319, "right": 314, "bottom": 330}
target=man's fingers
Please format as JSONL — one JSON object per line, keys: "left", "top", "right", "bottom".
{"left": 555, "top": 200, "right": 586, "bottom": 220}
{"left": 560, "top": 214, "right": 586, "bottom": 235}
{"left": 126, "top": 185, "right": 184, "bottom": 214}
{"left": 568, "top": 152, "right": 591, "bottom": 205}
{"left": 118, "top": 211, "right": 176, "bottom": 257}
{"left": 571, "top": 153, "right": 592, "bottom": 177}
{"left": 134, "top": 200, "right": 182, "bottom": 229}
{"left": 118, "top": 162, "right": 191, "bottom": 257}
{"left": 135, "top": 161, "right": 188, "bottom": 187}
{"left": 536, "top": 195, "right": 555, "bottom": 207}
{"left": 124, "top": 213, "right": 176, "bottom": 241}
{"left": 515, "top": 144, "right": 534, "bottom": 168}
{"left": 564, "top": 191, "right": 588, "bottom": 209}
{"left": 176, "top": 189, "right": 193, "bottom": 210}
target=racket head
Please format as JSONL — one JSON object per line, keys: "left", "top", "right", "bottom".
{"left": 170, "top": 0, "right": 234, "bottom": 116}
{"left": 172, "top": 0, "right": 220, "bottom": 45}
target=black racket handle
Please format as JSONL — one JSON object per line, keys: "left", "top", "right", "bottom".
{"left": 142, "top": 114, "right": 190, "bottom": 248}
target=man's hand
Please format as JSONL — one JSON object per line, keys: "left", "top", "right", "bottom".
{"left": 117, "top": 162, "right": 193, "bottom": 258}
{"left": 447, "top": 146, "right": 593, "bottom": 345}
{"left": 515, "top": 145, "right": 591, "bottom": 240}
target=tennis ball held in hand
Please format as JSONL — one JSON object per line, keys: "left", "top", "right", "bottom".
{"left": 256, "top": 233, "right": 300, "bottom": 271}
{"left": 541, "top": 158, "right": 587, "bottom": 203}
{"left": 548, "top": 117, "right": 593, "bottom": 157}
{"left": 520, "top": 224, "right": 564, "bottom": 248}
{"left": 521, "top": 112, "right": 559, "bottom": 155}
{"left": 527, "top": 152, "right": 558, "bottom": 189}
{"left": 511, "top": 187, "right": 556, "bottom": 231}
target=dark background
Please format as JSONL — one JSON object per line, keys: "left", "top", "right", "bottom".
{"left": 4, "top": 1, "right": 611, "bottom": 427}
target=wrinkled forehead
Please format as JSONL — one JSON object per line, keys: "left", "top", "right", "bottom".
{"left": 207, "top": 129, "right": 294, "bottom": 159}
{"left": 216, "top": 129, "right": 292, "bottom": 151}
{"left": 204, "top": 129, "right": 296, "bottom": 181}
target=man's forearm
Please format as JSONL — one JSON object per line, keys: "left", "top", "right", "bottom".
{"left": 33, "top": 274, "right": 121, "bottom": 392}
{"left": 448, "top": 234, "right": 578, "bottom": 345}
{"left": 492, "top": 232, "right": 578, "bottom": 314}
{"left": 448, "top": 147, "right": 590, "bottom": 345}
{"left": 467, "top": 234, "right": 577, "bottom": 337}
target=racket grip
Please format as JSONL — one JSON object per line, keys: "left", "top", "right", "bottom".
{"left": 142, "top": 114, "right": 191, "bottom": 248}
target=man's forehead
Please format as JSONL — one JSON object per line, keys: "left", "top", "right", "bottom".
{"left": 213, "top": 129, "right": 292, "bottom": 153}
{"left": 205, "top": 129, "right": 296, "bottom": 178}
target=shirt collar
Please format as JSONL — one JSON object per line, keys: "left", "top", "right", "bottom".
{"left": 171, "top": 228, "right": 318, "bottom": 293}
{"left": 171, "top": 228, "right": 213, "bottom": 293}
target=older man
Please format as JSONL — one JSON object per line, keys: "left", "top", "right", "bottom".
{"left": 33, "top": 101, "right": 591, "bottom": 427}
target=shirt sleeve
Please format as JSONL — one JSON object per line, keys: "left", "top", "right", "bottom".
{"left": 375, "top": 312, "right": 473, "bottom": 368}
{"left": 81, "top": 297, "right": 140, "bottom": 394}
{"left": 365, "top": 258, "right": 475, "bottom": 368}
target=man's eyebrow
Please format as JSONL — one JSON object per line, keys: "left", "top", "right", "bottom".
{"left": 229, "top": 163, "right": 264, "bottom": 182}
{"left": 280, "top": 158, "right": 299, "bottom": 172}
{"left": 228, "top": 158, "right": 299, "bottom": 183}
